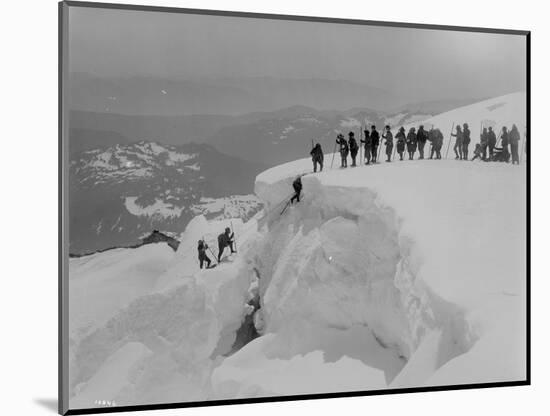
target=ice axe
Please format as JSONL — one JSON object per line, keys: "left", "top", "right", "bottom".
{"left": 203, "top": 236, "right": 218, "bottom": 265}
{"left": 359, "top": 126, "right": 363, "bottom": 164}
{"left": 330, "top": 139, "right": 337, "bottom": 169}
{"left": 230, "top": 220, "right": 237, "bottom": 252}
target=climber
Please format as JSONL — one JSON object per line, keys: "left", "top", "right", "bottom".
{"left": 462, "top": 123, "right": 471, "bottom": 160}
{"left": 382, "top": 125, "right": 393, "bottom": 162}
{"left": 370, "top": 125, "right": 380, "bottom": 163}
{"left": 501, "top": 126, "right": 511, "bottom": 163}
{"left": 451, "top": 125, "right": 464, "bottom": 160}
{"left": 509, "top": 124, "right": 521, "bottom": 164}
{"left": 336, "top": 134, "right": 349, "bottom": 168}
{"left": 310, "top": 143, "right": 324, "bottom": 172}
{"left": 406, "top": 127, "right": 417, "bottom": 160}
{"left": 487, "top": 126, "right": 497, "bottom": 160}
{"left": 433, "top": 128, "right": 444, "bottom": 159}
{"left": 480, "top": 127, "right": 488, "bottom": 160}
{"left": 361, "top": 128, "right": 372, "bottom": 164}
{"left": 217, "top": 227, "right": 236, "bottom": 262}
{"left": 197, "top": 239, "right": 213, "bottom": 269}
{"left": 471, "top": 143, "right": 483, "bottom": 161}
{"left": 416, "top": 125, "right": 427, "bottom": 159}
{"left": 348, "top": 132, "right": 359, "bottom": 167}
{"left": 290, "top": 175, "right": 303, "bottom": 204}
{"left": 395, "top": 127, "right": 406, "bottom": 161}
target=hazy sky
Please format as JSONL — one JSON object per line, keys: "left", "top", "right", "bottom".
{"left": 68, "top": 6, "right": 526, "bottom": 101}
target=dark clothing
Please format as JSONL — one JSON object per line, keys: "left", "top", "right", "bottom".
{"left": 349, "top": 137, "right": 359, "bottom": 166}
{"left": 510, "top": 143, "right": 519, "bottom": 164}
{"left": 433, "top": 129, "right": 443, "bottom": 159}
{"left": 361, "top": 131, "right": 372, "bottom": 164}
{"left": 509, "top": 128, "right": 521, "bottom": 164}
{"left": 395, "top": 131, "right": 406, "bottom": 160}
{"left": 417, "top": 128, "right": 427, "bottom": 159}
{"left": 471, "top": 144, "right": 483, "bottom": 161}
{"left": 427, "top": 130, "right": 443, "bottom": 159}
{"left": 383, "top": 131, "right": 394, "bottom": 161}
{"left": 198, "top": 241, "right": 212, "bottom": 269}
{"left": 480, "top": 131, "right": 488, "bottom": 160}
{"left": 487, "top": 130, "right": 497, "bottom": 159}
{"left": 290, "top": 193, "right": 300, "bottom": 203}
{"left": 290, "top": 177, "right": 302, "bottom": 204}
{"left": 313, "top": 159, "right": 323, "bottom": 172}
{"left": 310, "top": 144, "right": 324, "bottom": 172}
{"left": 217, "top": 231, "right": 235, "bottom": 262}
{"left": 501, "top": 131, "right": 510, "bottom": 162}
{"left": 406, "top": 131, "right": 417, "bottom": 160}
{"left": 462, "top": 127, "right": 471, "bottom": 160}
{"left": 336, "top": 137, "right": 349, "bottom": 168}
{"left": 427, "top": 130, "right": 435, "bottom": 159}
{"left": 452, "top": 129, "right": 464, "bottom": 159}
{"left": 200, "top": 257, "right": 211, "bottom": 269}
{"left": 370, "top": 130, "right": 380, "bottom": 163}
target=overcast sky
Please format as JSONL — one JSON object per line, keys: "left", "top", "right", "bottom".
{"left": 68, "top": 6, "right": 526, "bottom": 101}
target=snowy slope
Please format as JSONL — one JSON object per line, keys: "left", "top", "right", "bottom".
{"left": 403, "top": 91, "right": 526, "bottom": 152}
{"left": 69, "top": 243, "right": 176, "bottom": 343}
{"left": 67, "top": 93, "right": 527, "bottom": 409}
{"left": 250, "top": 159, "right": 525, "bottom": 393}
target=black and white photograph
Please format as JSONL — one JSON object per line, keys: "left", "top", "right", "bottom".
{"left": 59, "top": 1, "right": 529, "bottom": 414}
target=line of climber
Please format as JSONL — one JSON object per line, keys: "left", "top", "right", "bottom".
{"left": 310, "top": 123, "right": 525, "bottom": 170}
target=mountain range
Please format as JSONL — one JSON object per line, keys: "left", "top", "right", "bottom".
{"left": 69, "top": 141, "right": 265, "bottom": 254}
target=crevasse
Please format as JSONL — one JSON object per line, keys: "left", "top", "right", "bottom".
{"left": 219, "top": 175, "right": 477, "bottom": 394}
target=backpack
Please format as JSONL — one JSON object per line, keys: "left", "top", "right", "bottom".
{"left": 463, "top": 128, "right": 471, "bottom": 144}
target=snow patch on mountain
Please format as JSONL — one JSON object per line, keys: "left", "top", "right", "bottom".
{"left": 279, "top": 125, "right": 295, "bottom": 140}
{"left": 191, "top": 195, "right": 262, "bottom": 221}
{"left": 165, "top": 151, "right": 197, "bottom": 165}
{"left": 124, "top": 197, "right": 185, "bottom": 219}
{"left": 123, "top": 194, "right": 262, "bottom": 222}
{"left": 77, "top": 142, "right": 201, "bottom": 184}
{"left": 185, "top": 163, "right": 200, "bottom": 171}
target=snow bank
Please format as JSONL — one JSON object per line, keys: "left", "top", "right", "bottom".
{"left": 212, "top": 333, "right": 387, "bottom": 398}
{"left": 69, "top": 243, "right": 175, "bottom": 343}
{"left": 246, "top": 154, "right": 526, "bottom": 393}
